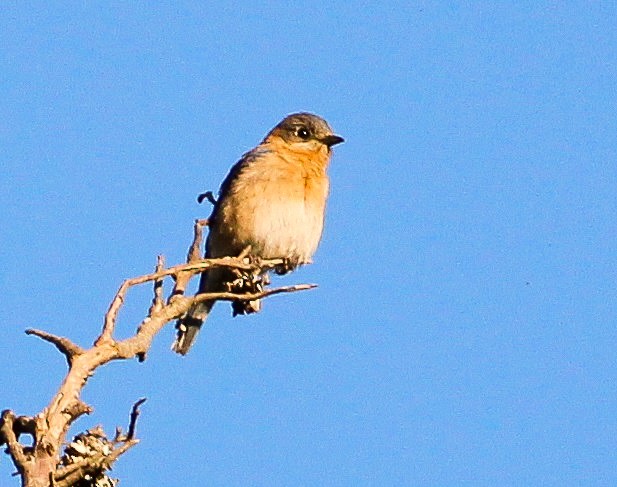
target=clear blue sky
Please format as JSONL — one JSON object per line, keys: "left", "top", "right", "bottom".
{"left": 2, "top": 2, "right": 616, "bottom": 486}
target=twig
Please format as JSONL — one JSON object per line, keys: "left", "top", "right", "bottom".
{"left": 191, "top": 283, "right": 317, "bottom": 305}
{"left": 111, "top": 283, "right": 316, "bottom": 360}
{"left": 97, "top": 278, "right": 129, "bottom": 346}
{"left": 4, "top": 220, "right": 319, "bottom": 486}
{"left": 126, "top": 398, "right": 147, "bottom": 440}
{"left": 189, "top": 219, "right": 209, "bottom": 262}
{"left": 174, "top": 218, "right": 208, "bottom": 296}
{"left": 97, "top": 255, "right": 289, "bottom": 346}
{"left": 24, "top": 329, "right": 84, "bottom": 365}
{"left": 148, "top": 255, "right": 165, "bottom": 317}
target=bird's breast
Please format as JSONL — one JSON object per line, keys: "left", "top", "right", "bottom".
{"left": 213, "top": 163, "right": 329, "bottom": 263}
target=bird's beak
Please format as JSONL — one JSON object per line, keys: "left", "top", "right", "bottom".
{"left": 320, "top": 134, "right": 345, "bottom": 147}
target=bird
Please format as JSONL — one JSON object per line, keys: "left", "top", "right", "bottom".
{"left": 172, "top": 112, "right": 344, "bottom": 355}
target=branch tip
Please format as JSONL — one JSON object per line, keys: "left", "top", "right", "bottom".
{"left": 148, "top": 255, "right": 166, "bottom": 316}
{"left": 25, "top": 328, "right": 84, "bottom": 363}
{"left": 126, "top": 398, "right": 147, "bottom": 440}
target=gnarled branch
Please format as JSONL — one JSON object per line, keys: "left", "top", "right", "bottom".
{"left": 2, "top": 220, "right": 317, "bottom": 486}
{"left": 24, "top": 329, "right": 84, "bottom": 366}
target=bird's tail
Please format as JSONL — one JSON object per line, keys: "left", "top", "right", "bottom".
{"left": 171, "top": 264, "right": 264, "bottom": 354}
{"left": 172, "top": 299, "right": 214, "bottom": 355}
{"left": 172, "top": 266, "right": 223, "bottom": 355}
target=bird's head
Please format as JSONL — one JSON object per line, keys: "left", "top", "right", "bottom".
{"left": 264, "top": 113, "right": 344, "bottom": 154}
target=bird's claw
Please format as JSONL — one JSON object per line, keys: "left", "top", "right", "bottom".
{"left": 197, "top": 190, "right": 217, "bottom": 205}
{"left": 274, "top": 257, "right": 300, "bottom": 275}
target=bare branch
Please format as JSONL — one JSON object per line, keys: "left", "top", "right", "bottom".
{"left": 4, "top": 220, "right": 319, "bottom": 486}
{"left": 189, "top": 219, "right": 209, "bottom": 262}
{"left": 24, "top": 329, "right": 84, "bottom": 365}
{"left": 97, "top": 252, "right": 288, "bottom": 347}
{"left": 97, "top": 278, "right": 129, "bottom": 346}
{"left": 174, "top": 218, "right": 208, "bottom": 296}
{"left": 192, "top": 283, "right": 317, "bottom": 305}
{"left": 61, "top": 401, "right": 93, "bottom": 420}
{"left": 126, "top": 398, "right": 147, "bottom": 440}
{"left": 0, "top": 410, "right": 28, "bottom": 475}
{"left": 148, "top": 255, "right": 165, "bottom": 317}
{"left": 3, "top": 414, "right": 36, "bottom": 442}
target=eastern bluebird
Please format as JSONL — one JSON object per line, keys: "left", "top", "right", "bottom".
{"left": 172, "top": 113, "right": 344, "bottom": 355}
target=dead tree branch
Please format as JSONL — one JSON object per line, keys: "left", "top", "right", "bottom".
{"left": 23, "top": 330, "right": 84, "bottom": 366}
{"left": 1, "top": 221, "right": 316, "bottom": 487}
{"left": 125, "top": 398, "right": 147, "bottom": 441}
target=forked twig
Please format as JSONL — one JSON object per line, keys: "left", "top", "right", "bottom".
{"left": 3, "top": 220, "right": 318, "bottom": 486}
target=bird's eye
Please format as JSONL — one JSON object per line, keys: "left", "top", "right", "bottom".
{"left": 296, "top": 127, "right": 310, "bottom": 140}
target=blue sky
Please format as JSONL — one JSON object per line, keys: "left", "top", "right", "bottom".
{"left": 2, "top": 2, "right": 616, "bottom": 485}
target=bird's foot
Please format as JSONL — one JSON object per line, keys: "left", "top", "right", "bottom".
{"left": 274, "top": 257, "right": 304, "bottom": 275}
{"left": 197, "top": 190, "right": 217, "bottom": 205}
{"left": 228, "top": 261, "right": 269, "bottom": 317}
